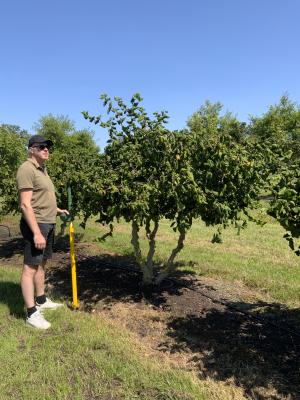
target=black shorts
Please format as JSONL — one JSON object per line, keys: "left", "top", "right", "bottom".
{"left": 20, "top": 218, "right": 55, "bottom": 266}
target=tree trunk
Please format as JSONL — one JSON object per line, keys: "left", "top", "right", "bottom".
{"left": 131, "top": 220, "right": 142, "bottom": 265}
{"left": 131, "top": 220, "right": 153, "bottom": 285}
{"left": 155, "top": 228, "right": 186, "bottom": 285}
{"left": 144, "top": 219, "right": 159, "bottom": 281}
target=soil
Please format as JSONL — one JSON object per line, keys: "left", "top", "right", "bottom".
{"left": 1, "top": 236, "right": 300, "bottom": 400}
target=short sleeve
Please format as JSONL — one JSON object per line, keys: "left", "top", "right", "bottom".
{"left": 16, "top": 163, "right": 34, "bottom": 191}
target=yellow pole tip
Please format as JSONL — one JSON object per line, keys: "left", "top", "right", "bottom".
{"left": 66, "top": 302, "right": 80, "bottom": 310}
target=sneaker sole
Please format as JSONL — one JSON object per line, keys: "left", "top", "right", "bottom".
{"left": 37, "top": 305, "right": 63, "bottom": 312}
{"left": 26, "top": 321, "right": 51, "bottom": 330}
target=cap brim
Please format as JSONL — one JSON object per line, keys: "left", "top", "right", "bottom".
{"left": 45, "top": 139, "right": 53, "bottom": 147}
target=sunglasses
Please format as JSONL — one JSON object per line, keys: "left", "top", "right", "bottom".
{"left": 32, "top": 144, "right": 50, "bottom": 151}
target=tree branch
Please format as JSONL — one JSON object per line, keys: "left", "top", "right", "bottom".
{"left": 145, "top": 219, "right": 159, "bottom": 272}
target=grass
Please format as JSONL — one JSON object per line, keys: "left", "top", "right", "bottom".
{"left": 1, "top": 210, "right": 299, "bottom": 399}
{"left": 1, "top": 266, "right": 224, "bottom": 400}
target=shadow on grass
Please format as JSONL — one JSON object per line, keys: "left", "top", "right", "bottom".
{"left": 46, "top": 251, "right": 300, "bottom": 399}
{"left": 0, "top": 237, "right": 24, "bottom": 259}
{"left": 0, "top": 281, "right": 24, "bottom": 318}
{"left": 162, "top": 303, "right": 300, "bottom": 400}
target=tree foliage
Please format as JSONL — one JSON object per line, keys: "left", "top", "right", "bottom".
{"left": 0, "top": 124, "right": 29, "bottom": 218}
{"left": 0, "top": 116, "right": 102, "bottom": 225}
{"left": 187, "top": 101, "right": 268, "bottom": 226}
{"left": 187, "top": 100, "right": 248, "bottom": 143}
{"left": 249, "top": 95, "right": 300, "bottom": 255}
{"left": 34, "top": 115, "right": 103, "bottom": 222}
{"left": 33, "top": 114, "right": 75, "bottom": 148}
{"left": 250, "top": 95, "right": 300, "bottom": 159}
{"left": 268, "top": 161, "right": 300, "bottom": 255}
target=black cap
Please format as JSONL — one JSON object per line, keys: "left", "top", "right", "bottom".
{"left": 28, "top": 135, "right": 53, "bottom": 148}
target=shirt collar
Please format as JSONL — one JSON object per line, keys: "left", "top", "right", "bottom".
{"left": 27, "top": 158, "right": 46, "bottom": 171}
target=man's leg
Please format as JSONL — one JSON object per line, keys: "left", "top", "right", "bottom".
{"left": 34, "top": 260, "right": 47, "bottom": 298}
{"left": 21, "top": 264, "right": 38, "bottom": 308}
{"left": 21, "top": 264, "right": 51, "bottom": 329}
{"left": 35, "top": 259, "right": 63, "bottom": 310}
{"left": 20, "top": 218, "right": 43, "bottom": 309}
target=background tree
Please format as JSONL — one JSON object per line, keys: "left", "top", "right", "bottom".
{"left": 33, "top": 114, "right": 75, "bottom": 148}
{"left": 0, "top": 124, "right": 29, "bottom": 219}
{"left": 268, "top": 160, "right": 300, "bottom": 256}
{"left": 248, "top": 95, "right": 300, "bottom": 255}
{"left": 34, "top": 114, "right": 103, "bottom": 222}
{"left": 249, "top": 94, "right": 300, "bottom": 160}
{"left": 186, "top": 100, "right": 269, "bottom": 244}
{"left": 187, "top": 100, "right": 248, "bottom": 143}
{"left": 0, "top": 115, "right": 103, "bottom": 223}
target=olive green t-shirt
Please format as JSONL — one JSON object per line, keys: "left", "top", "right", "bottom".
{"left": 16, "top": 159, "right": 57, "bottom": 223}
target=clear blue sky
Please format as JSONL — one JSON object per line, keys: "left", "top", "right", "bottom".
{"left": 1, "top": 0, "right": 300, "bottom": 149}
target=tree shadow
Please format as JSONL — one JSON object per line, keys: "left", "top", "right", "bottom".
{"left": 0, "top": 281, "right": 24, "bottom": 318}
{"left": 54, "top": 232, "right": 84, "bottom": 252}
{"left": 162, "top": 302, "right": 300, "bottom": 400}
{"left": 0, "top": 231, "right": 84, "bottom": 261}
{"left": 46, "top": 253, "right": 197, "bottom": 312}
{"left": 0, "top": 230, "right": 85, "bottom": 260}
{"left": 0, "top": 237, "right": 24, "bottom": 259}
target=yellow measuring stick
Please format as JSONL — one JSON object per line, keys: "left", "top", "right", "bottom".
{"left": 69, "top": 221, "right": 79, "bottom": 309}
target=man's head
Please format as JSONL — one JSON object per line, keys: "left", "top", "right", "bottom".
{"left": 28, "top": 135, "right": 53, "bottom": 163}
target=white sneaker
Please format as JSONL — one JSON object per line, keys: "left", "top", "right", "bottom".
{"left": 26, "top": 310, "right": 51, "bottom": 330}
{"left": 36, "top": 297, "right": 63, "bottom": 311}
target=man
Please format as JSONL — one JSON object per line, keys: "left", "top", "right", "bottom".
{"left": 16, "top": 135, "right": 69, "bottom": 329}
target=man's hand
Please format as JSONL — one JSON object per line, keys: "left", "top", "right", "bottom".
{"left": 34, "top": 232, "right": 46, "bottom": 250}
{"left": 57, "top": 208, "right": 69, "bottom": 215}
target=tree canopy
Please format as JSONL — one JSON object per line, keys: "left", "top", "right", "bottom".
{"left": 0, "top": 124, "right": 28, "bottom": 218}
{"left": 250, "top": 95, "right": 300, "bottom": 159}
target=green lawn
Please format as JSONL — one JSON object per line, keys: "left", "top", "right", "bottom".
{"left": 0, "top": 267, "right": 214, "bottom": 400}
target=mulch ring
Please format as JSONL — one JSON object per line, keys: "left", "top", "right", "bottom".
{"left": 46, "top": 243, "right": 300, "bottom": 400}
